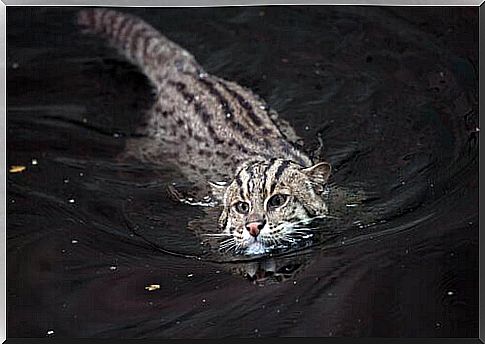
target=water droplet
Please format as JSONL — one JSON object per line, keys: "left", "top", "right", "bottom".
{"left": 145, "top": 284, "right": 160, "bottom": 291}
{"left": 226, "top": 113, "right": 232, "bottom": 118}
{"left": 202, "top": 299, "right": 206, "bottom": 303}
{"left": 68, "top": 199, "right": 75, "bottom": 204}
{"left": 109, "top": 266, "right": 117, "bottom": 271}
{"left": 31, "top": 159, "right": 38, "bottom": 165}
{"left": 304, "top": 125, "right": 310, "bottom": 131}
{"left": 79, "top": 172, "right": 84, "bottom": 177}
{"left": 447, "top": 291, "right": 454, "bottom": 296}
{"left": 187, "top": 273, "right": 194, "bottom": 278}
{"left": 71, "top": 239, "right": 78, "bottom": 244}
{"left": 63, "top": 178, "right": 69, "bottom": 184}
{"left": 46, "top": 330, "right": 54, "bottom": 335}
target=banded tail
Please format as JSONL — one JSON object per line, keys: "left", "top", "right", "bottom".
{"left": 77, "top": 8, "right": 201, "bottom": 88}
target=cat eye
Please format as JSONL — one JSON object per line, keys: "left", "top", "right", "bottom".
{"left": 267, "top": 194, "right": 288, "bottom": 209}
{"left": 234, "top": 201, "right": 250, "bottom": 214}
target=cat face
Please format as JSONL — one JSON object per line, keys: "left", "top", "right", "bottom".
{"left": 210, "top": 159, "right": 331, "bottom": 255}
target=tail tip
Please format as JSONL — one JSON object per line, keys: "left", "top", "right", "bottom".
{"left": 76, "top": 9, "right": 93, "bottom": 28}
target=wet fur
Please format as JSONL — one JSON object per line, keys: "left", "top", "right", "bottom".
{"left": 78, "top": 9, "right": 332, "bottom": 255}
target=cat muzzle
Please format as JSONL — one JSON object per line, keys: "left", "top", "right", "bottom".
{"left": 245, "top": 220, "right": 266, "bottom": 237}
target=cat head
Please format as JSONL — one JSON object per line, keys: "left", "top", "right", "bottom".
{"left": 210, "top": 159, "right": 331, "bottom": 255}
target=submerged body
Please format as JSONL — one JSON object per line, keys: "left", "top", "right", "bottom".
{"left": 78, "top": 9, "right": 332, "bottom": 255}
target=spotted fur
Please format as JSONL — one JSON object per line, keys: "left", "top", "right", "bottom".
{"left": 78, "top": 9, "right": 332, "bottom": 255}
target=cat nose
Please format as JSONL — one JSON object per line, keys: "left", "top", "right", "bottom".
{"left": 245, "top": 220, "right": 266, "bottom": 237}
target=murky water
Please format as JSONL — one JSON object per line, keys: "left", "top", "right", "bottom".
{"left": 7, "top": 6, "right": 478, "bottom": 337}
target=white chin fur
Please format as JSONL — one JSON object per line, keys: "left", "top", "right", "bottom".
{"left": 244, "top": 239, "right": 266, "bottom": 255}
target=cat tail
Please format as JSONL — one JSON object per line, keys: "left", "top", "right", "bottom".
{"left": 77, "top": 8, "right": 202, "bottom": 89}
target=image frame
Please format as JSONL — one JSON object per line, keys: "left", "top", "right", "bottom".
{"left": 1, "top": 0, "right": 483, "bottom": 342}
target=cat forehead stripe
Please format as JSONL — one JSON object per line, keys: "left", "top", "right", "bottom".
{"left": 268, "top": 160, "right": 291, "bottom": 194}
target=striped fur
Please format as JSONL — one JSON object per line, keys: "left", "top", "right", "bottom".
{"left": 78, "top": 9, "right": 332, "bottom": 255}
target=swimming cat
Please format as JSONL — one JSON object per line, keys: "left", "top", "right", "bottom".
{"left": 78, "top": 8, "right": 332, "bottom": 255}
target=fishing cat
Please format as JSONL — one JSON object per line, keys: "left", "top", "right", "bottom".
{"left": 78, "top": 8, "right": 332, "bottom": 255}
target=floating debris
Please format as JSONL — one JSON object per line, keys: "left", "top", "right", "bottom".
{"left": 71, "top": 239, "right": 78, "bottom": 244}
{"left": 145, "top": 284, "right": 160, "bottom": 291}
{"left": 68, "top": 199, "right": 75, "bottom": 204}
{"left": 46, "top": 330, "right": 54, "bottom": 336}
{"left": 109, "top": 266, "right": 117, "bottom": 271}
{"left": 12, "top": 62, "right": 19, "bottom": 69}
{"left": 31, "top": 159, "right": 38, "bottom": 165}
{"left": 447, "top": 291, "right": 454, "bottom": 296}
{"left": 187, "top": 273, "right": 194, "bottom": 278}
{"left": 9, "top": 165, "right": 26, "bottom": 173}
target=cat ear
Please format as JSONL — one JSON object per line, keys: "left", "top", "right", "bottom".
{"left": 301, "top": 162, "right": 331, "bottom": 186}
{"left": 208, "top": 181, "right": 228, "bottom": 201}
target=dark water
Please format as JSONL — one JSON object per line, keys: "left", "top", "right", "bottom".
{"left": 7, "top": 6, "right": 478, "bottom": 338}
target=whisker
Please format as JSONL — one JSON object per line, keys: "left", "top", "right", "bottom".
{"left": 201, "top": 233, "right": 232, "bottom": 237}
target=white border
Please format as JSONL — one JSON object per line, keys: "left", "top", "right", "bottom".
{"left": 1, "top": 1, "right": 6, "bottom": 342}
{"left": 1, "top": 1, "right": 481, "bottom": 342}
{"left": 1, "top": 0, "right": 484, "bottom": 6}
